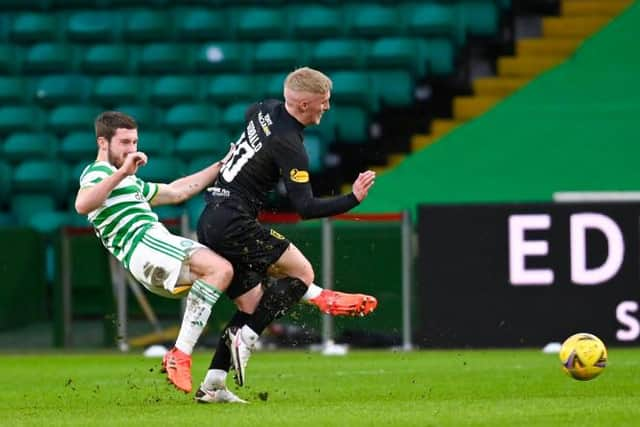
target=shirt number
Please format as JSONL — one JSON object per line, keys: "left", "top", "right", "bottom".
{"left": 221, "top": 136, "right": 255, "bottom": 182}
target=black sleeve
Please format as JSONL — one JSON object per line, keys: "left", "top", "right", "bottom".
{"left": 274, "top": 137, "right": 359, "bottom": 220}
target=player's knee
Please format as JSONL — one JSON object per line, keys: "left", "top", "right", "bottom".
{"left": 213, "top": 258, "right": 233, "bottom": 286}
{"left": 299, "top": 261, "right": 314, "bottom": 285}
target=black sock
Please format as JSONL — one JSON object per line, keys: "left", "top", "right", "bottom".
{"left": 209, "top": 310, "right": 251, "bottom": 371}
{"left": 245, "top": 277, "right": 308, "bottom": 335}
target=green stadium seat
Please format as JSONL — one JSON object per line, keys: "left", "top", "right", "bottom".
{"left": 3, "top": 132, "right": 56, "bottom": 162}
{"left": 289, "top": 5, "right": 342, "bottom": 39}
{"left": 12, "top": 160, "right": 69, "bottom": 201}
{"left": 425, "top": 38, "right": 455, "bottom": 75}
{"left": 0, "top": 77, "right": 27, "bottom": 103}
{"left": 69, "top": 160, "right": 91, "bottom": 192}
{"left": 93, "top": 76, "right": 143, "bottom": 105}
{"left": 164, "top": 104, "right": 218, "bottom": 132}
{"left": 136, "top": 157, "right": 184, "bottom": 182}
{"left": 140, "top": 130, "right": 174, "bottom": 155}
{"left": 302, "top": 133, "right": 326, "bottom": 173}
{"left": 345, "top": 4, "right": 400, "bottom": 37}
{"left": 175, "top": 129, "right": 231, "bottom": 160}
{"left": 0, "top": 0, "right": 46, "bottom": 10}
{"left": 312, "top": 108, "right": 336, "bottom": 142}
{"left": 81, "top": 45, "right": 132, "bottom": 74}
{"left": 0, "top": 106, "right": 44, "bottom": 134}
{"left": 23, "top": 43, "right": 76, "bottom": 73}
{"left": 153, "top": 205, "right": 184, "bottom": 221}
{"left": 10, "top": 13, "right": 58, "bottom": 44}
{"left": 0, "top": 46, "right": 20, "bottom": 74}
{"left": 58, "top": 131, "right": 97, "bottom": 162}
{"left": 333, "top": 106, "right": 368, "bottom": 143}
{"left": 138, "top": 43, "right": 189, "bottom": 73}
{"left": 27, "top": 210, "right": 75, "bottom": 235}
{"left": 459, "top": 2, "right": 499, "bottom": 37}
{"left": 405, "top": 4, "right": 464, "bottom": 45}
{"left": 234, "top": 8, "right": 285, "bottom": 40}
{"left": 185, "top": 195, "right": 205, "bottom": 229}
{"left": 253, "top": 41, "right": 308, "bottom": 71}
{"left": 113, "top": 104, "right": 159, "bottom": 128}
{"left": 186, "top": 156, "right": 215, "bottom": 175}
{"left": 220, "top": 102, "right": 250, "bottom": 132}
{"left": 260, "top": 73, "right": 287, "bottom": 100}
{"left": 310, "top": 39, "right": 366, "bottom": 70}
{"left": 48, "top": 105, "right": 102, "bottom": 134}
{"left": 0, "top": 212, "right": 15, "bottom": 226}
{"left": 10, "top": 194, "right": 57, "bottom": 227}
{"left": 329, "top": 71, "right": 376, "bottom": 111}
{"left": 150, "top": 76, "right": 201, "bottom": 105}
{"left": 33, "top": 75, "right": 92, "bottom": 106}
{"left": 66, "top": 11, "right": 119, "bottom": 42}
{"left": 367, "top": 37, "right": 428, "bottom": 78}
{"left": 193, "top": 42, "right": 248, "bottom": 73}
{"left": 370, "top": 71, "right": 414, "bottom": 108}
{"left": 206, "top": 75, "right": 255, "bottom": 105}
{"left": 123, "top": 10, "right": 172, "bottom": 42}
{"left": 176, "top": 8, "right": 227, "bottom": 41}
{"left": 0, "top": 161, "right": 12, "bottom": 204}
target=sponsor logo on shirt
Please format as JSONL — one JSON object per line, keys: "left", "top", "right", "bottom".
{"left": 289, "top": 169, "right": 309, "bottom": 183}
{"left": 258, "top": 111, "right": 272, "bottom": 136}
{"left": 270, "top": 229, "right": 286, "bottom": 240}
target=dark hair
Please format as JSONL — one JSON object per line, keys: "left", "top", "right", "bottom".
{"left": 95, "top": 111, "right": 137, "bottom": 141}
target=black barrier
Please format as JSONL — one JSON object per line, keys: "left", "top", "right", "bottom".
{"left": 418, "top": 203, "right": 640, "bottom": 347}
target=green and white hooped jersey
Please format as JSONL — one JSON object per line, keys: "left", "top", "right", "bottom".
{"left": 79, "top": 161, "right": 160, "bottom": 268}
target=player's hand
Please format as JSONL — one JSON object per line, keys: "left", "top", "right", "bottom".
{"left": 220, "top": 143, "right": 236, "bottom": 165}
{"left": 120, "top": 152, "right": 147, "bottom": 176}
{"left": 352, "top": 170, "right": 375, "bottom": 202}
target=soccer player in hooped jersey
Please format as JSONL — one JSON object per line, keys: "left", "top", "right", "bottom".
{"left": 195, "top": 67, "right": 378, "bottom": 403}
{"left": 75, "top": 111, "right": 235, "bottom": 396}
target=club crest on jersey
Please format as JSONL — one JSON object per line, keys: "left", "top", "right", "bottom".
{"left": 289, "top": 168, "right": 309, "bottom": 183}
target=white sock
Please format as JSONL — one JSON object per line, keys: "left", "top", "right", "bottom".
{"left": 203, "top": 369, "right": 227, "bottom": 390}
{"left": 301, "top": 283, "right": 323, "bottom": 301}
{"left": 175, "top": 280, "right": 221, "bottom": 355}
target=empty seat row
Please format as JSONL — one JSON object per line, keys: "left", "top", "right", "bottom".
{"left": 0, "top": 129, "right": 236, "bottom": 162}
{"left": 0, "top": 38, "right": 453, "bottom": 76}
{"left": 0, "top": 100, "right": 373, "bottom": 143}
{"left": 0, "top": 69, "right": 416, "bottom": 112}
{"left": 2, "top": 3, "right": 499, "bottom": 44}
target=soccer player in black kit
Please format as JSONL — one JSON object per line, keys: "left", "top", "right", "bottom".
{"left": 194, "top": 67, "right": 377, "bottom": 403}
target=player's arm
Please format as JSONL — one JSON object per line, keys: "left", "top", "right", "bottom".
{"left": 75, "top": 152, "right": 147, "bottom": 215}
{"left": 151, "top": 144, "right": 235, "bottom": 206}
{"left": 277, "top": 140, "right": 375, "bottom": 219}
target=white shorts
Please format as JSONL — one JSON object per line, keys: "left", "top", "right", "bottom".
{"left": 127, "top": 224, "right": 206, "bottom": 299}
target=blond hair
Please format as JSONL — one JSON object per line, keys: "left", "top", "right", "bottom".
{"left": 284, "top": 67, "right": 332, "bottom": 94}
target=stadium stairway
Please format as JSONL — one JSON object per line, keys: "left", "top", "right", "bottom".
{"left": 406, "top": 0, "right": 634, "bottom": 158}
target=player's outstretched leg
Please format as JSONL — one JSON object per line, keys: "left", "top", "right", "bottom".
{"left": 226, "top": 325, "right": 258, "bottom": 387}
{"left": 309, "top": 290, "right": 378, "bottom": 317}
{"left": 164, "top": 347, "right": 193, "bottom": 393}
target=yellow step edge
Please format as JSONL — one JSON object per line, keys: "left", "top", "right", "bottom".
{"left": 387, "top": 154, "right": 406, "bottom": 167}
{"left": 453, "top": 96, "right": 500, "bottom": 121}
{"left": 370, "top": 165, "right": 389, "bottom": 175}
{"left": 473, "top": 77, "right": 528, "bottom": 97}
{"left": 562, "top": 0, "right": 632, "bottom": 17}
{"left": 410, "top": 134, "right": 434, "bottom": 151}
{"left": 498, "top": 56, "right": 564, "bottom": 77}
{"left": 542, "top": 16, "right": 611, "bottom": 38}
{"left": 430, "top": 118, "right": 461, "bottom": 137}
{"left": 516, "top": 38, "right": 582, "bottom": 57}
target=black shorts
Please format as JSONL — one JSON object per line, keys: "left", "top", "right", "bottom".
{"left": 197, "top": 201, "right": 290, "bottom": 299}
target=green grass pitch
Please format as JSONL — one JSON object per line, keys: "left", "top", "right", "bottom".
{"left": 3, "top": 348, "right": 640, "bottom": 426}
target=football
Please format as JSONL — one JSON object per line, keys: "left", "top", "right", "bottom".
{"left": 559, "top": 333, "right": 608, "bottom": 381}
